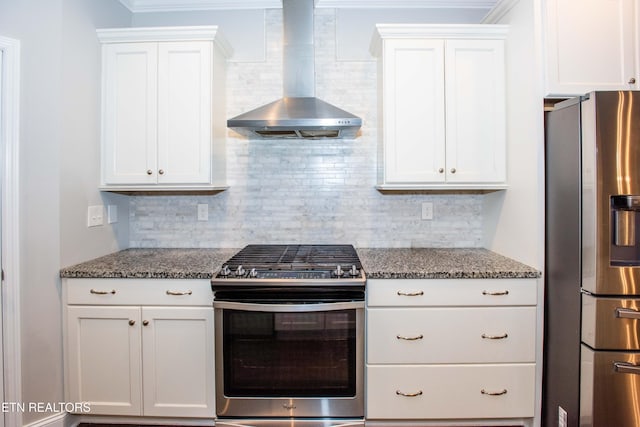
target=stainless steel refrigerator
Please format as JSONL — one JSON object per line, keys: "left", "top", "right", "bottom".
{"left": 545, "top": 91, "right": 640, "bottom": 427}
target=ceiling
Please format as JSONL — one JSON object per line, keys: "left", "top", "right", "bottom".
{"left": 118, "top": 0, "right": 498, "bottom": 13}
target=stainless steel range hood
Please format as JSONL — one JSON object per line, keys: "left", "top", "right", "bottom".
{"left": 227, "top": 0, "right": 362, "bottom": 139}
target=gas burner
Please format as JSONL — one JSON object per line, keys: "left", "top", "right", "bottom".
{"left": 211, "top": 244, "right": 366, "bottom": 290}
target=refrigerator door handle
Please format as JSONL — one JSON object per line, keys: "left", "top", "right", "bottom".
{"left": 614, "top": 361, "right": 640, "bottom": 375}
{"left": 615, "top": 307, "right": 640, "bottom": 319}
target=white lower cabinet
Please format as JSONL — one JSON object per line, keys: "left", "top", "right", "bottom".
{"left": 367, "top": 364, "right": 535, "bottom": 419}
{"left": 366, "top": 278, "right": 538, "bottom": 423}
{"left": 64, "top": 279, "right": 214, "bottom": 418}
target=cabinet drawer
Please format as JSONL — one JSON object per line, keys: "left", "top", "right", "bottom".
{"left": 367, "top": 307, "right": 535, "bottom": 363}
{"left": 65, "top": 278, "right": 212, "bottom": 306}
{"left": 367, "top": 279, "right": 537, "bottom": 307}
{"left": 366, "top": 364, "right": 535, "bottom": 419}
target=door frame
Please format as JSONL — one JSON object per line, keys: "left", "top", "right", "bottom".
{"left": 0, "top": 35, "right": 23, "bottom": 427}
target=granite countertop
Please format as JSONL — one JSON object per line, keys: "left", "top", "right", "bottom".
{"left": 59, "top": 248, "right": 239, "bottom": 279}
{"left": 356, "top": 248, "right": 541, "bottom": 279}
{"left": 60, "top": 247, "right": 540, "bottom": 280}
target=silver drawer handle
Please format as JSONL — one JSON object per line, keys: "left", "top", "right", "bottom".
{"left": 396, "top": 334, "right": 424, "bottom": 341}
{"left": 482, "top": 290, "right": 509, "bottom": 296}
{"left": 614, "top": 361, "right": 640, "bottom": 375}
{"left": 90, "top": 289, "right": 116, "bottom": 295}
{"left": 166, "top": 290, "right": 193, "bottom": 296}
{"left": 397, "top": 290, "right": 424, "bottom": 297}
{"left": 481, "top": 389, "right": 507, "bottom": 396}
{"left": 615, "top": 307, "right": 640, "bottom": 319}
{"left": 396, "top": 389, "right": 423, "bottom": 397}
{"left": 481, "top": 333, "right": 509, "bottom": 340}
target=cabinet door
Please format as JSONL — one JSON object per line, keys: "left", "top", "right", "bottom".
{"left": 383, "top": 39, "right": 446, "bottom": 184}
{"left": 102, "top": 43, "right": 158, "bottom": 185}
{"left": 66, "top": 306, "right": 142, "bottom": 415}
{"left": 445, "top": 39, "right": 506, "bottom": 183}
{"left": 544, "top": 0, "right": 636, "bottom": 96}
{"left": 157, "top": 42, "right": 212, "bottom": 185}
{"left": 141, "top": 307, "right": 215, "bottom": 417}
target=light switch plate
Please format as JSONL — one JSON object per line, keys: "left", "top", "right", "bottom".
{"left": 87, "top": 205, "right": 104, "bottom": 227}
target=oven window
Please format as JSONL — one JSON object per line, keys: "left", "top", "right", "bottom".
{"left": 222, "top": 309, "right": 357, "bottom": 397}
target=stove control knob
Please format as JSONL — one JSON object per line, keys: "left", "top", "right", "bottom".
{"left": 249, "top": 268, "right": 258, "bottom": 278}
{"left": 333, "top": 265, "right": 344, "bottom": 277}
{"left": 219, "top": 265, "right": 231, "bottom": 277}
{"left": 349, "top": 265, "right": 360, "bottom": 277}
{"left": 236, "top": 265, "right": 246, "bottom": 277}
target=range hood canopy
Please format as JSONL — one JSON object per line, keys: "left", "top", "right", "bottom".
{"left": 227, "top": 0, "right": 362, "bottom": 140}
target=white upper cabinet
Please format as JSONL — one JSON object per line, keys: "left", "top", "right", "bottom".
{"left": 371, "top": 25, "right": 507, "bottom": 191}
{"left": 543, "top": 0, "right": 637, "bottom": 97}
{"left": 98, "top": 27, "right": 232, "bottom": 192}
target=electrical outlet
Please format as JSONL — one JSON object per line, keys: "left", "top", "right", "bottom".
{"left": 421, "top": 202, "right": 433, "bottom": 220}
{"left": 197, "top": 204, "right": 209, "bottom": 221}
{"left": 558, "top": 406, "right": 568, "bottom": 427}
{"left": 87, "top": 205, "right": 104, "bottom": 227}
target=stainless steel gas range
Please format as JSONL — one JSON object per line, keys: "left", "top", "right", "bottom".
{"left": 211, "top": 244, "right": 366, "bottom": 427}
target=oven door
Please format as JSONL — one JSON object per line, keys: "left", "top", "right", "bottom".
{"left": 214, "top": 299, "right": 364, "bottom": 419}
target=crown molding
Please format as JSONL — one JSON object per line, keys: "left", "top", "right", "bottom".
{"left": 119, "top": 0, "right": 281, "bottom": 12}
{"left": 118, "top": 0, "right": 497, "bottom": 13}
{"left": 315, "top": 0, "right": 496, "bottom": 8}
{"left": 481, "top": 0, "right": 519, "bottom": 23}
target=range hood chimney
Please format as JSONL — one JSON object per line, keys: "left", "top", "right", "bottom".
{"left": 227, "top": 0, "right": 362, "bottom": 139}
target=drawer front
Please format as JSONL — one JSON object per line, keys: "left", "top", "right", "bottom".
{"left": 366, "top": 364, "right": 535, "bottom": 419}
{"left": 65, "top": 278, "right": 212, "bottom": 306}
{"left": 367, "top": 307, "right": 536, "bottom": 363}
{"left": 367, "top": 278, "right": 537, "bottom": 307}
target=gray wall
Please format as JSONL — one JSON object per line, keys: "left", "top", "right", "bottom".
{"left": 0, "top": 0, "right": 130, "bottom": 423}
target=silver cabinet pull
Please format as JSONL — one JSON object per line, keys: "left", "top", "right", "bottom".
{"left": 128, "top": 320, "right": 135, "bottom": 326}
{"left": 438, "top": 168, "right": 444, "bottom": 173}
{"left": 90, "top": 289, "right": 116, "bottom": 295}
{"left": 397, "top": 290, "right": 424, "bottom": 297}
{"left": 614, "top": 361, "right": 640, "bottom": 375}
{"left": 450, "top": 168, "right": 456, "bottom": 173}
{"left": 482, "top": 290, "right": 509, "bottom": 296}
{"left": 629, "top": 77, "right": 637, "bottom": 84}
{"left": 146, "top": 169, "right": 153, "bottom": 175}
{"left": 481, "top": 389, "right": 507, "bottom": 396}
{"left": 142, "top": 320, "right": 149, "bottom": 326}
{"left": 396, "top": 389, "right": 423, "bottom": 397}
{"left": 615, "top": 307, "right": 640, "bottom": 319}
{"left": 481, "top": 333, "right": 508, "bottom": 340}
{"left": 397, "top": 334, "right": 424, "bottom": 341}
{"left": 166, "top": 290, "right": 193, "bottom": 296}
{"left": 158, "top": 169, "right": 165, "bottom": 175}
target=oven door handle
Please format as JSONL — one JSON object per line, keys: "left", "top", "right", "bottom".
{"left": 214, "top": 300, "right": 364, "bottom": 312}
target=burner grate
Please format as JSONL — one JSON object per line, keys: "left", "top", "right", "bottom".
{"left": 224, "top": 244, "right": 362, "bottom": 270}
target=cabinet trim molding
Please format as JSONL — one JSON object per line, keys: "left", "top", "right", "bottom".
{"left": 371, "top": 24, "right": 508, "bottom": 55}
{"left": 97, "top": 26, "right": 233, "bottom": 58}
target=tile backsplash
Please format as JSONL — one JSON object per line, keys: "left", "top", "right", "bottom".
{"left": 129, "top": 9, "right": 484, "bottom": 249}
